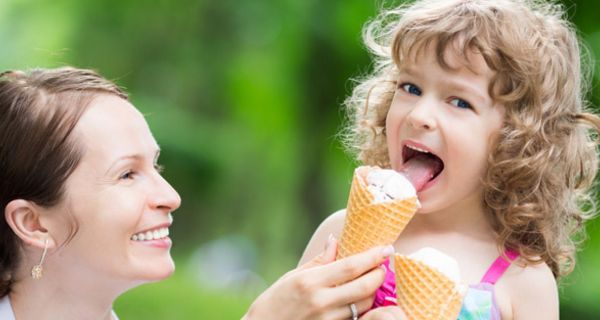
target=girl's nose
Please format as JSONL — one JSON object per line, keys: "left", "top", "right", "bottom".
{"left": 406, "top": 98, "right": 437, "bottom": 131}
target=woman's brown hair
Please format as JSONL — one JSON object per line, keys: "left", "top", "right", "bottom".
{"left": 0, "top": 67, "right": 127, "bottom": 297}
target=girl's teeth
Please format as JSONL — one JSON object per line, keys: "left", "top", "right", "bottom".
{"left": 407, "top": 145, "right": 429, "bottom": 153}
{"left": 131, "top": 228, "right": 169, "bottom": 241}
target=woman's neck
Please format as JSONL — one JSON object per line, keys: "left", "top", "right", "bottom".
{"left": 8, "top": 265, "right": 125, "bottom": 320}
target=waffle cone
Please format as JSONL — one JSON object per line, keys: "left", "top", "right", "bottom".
{"left": 394, "top": 254, "right": 464, "bottom": 320}
{"left": 336, "top": 166, "right": 418, "bottom": 259}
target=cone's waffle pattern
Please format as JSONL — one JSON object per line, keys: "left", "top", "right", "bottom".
{"left": 337, "top": 168, "right": 418, "bottom": 259}
{"left": 394, "top": 254, "right": 464, "bottom": 320}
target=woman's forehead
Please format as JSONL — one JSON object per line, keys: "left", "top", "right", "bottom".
{"left": 73, "top": 95, "right": 158, "bottom": 164}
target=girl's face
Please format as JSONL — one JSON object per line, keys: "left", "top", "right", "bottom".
{"left": 46, "top": 94, "right": 181, "bottom": 286}
{"left": 386, "top": 45, "right": 504, "bottom": 214}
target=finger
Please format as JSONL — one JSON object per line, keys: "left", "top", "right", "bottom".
{"left": 359, "top": 306, "right": 407, "bottom": 320}
{"left": 321, "top": 234, "right": 338, "bottom": 262}
{"left": 308, "top": 245, "right": 394, "bottom": 286}
{"left": 325, "top": 295, "right": 375, "bottom": 320}
{"left": 298, "top": 234, "right": 338, "bottom": 270}
{"left": 323, "top": 265, "right": 386, "bottom": 305}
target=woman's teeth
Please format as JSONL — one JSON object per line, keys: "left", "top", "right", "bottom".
{"left": 131, "top": 227, "right": 169, "bottom": 241}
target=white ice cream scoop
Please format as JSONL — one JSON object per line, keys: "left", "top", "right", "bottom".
{"left": 366, "top": 168, "right": 417, "bottom": 204}
{"left": 408, "top": 247, "right": 461, "bottom": 283}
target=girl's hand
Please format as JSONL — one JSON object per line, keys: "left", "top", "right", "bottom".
{"left": 359, "top": 306, "right": 407, "bottom": 320}
{"left": 243, "top": 237, "right": 394, "bottom": 320}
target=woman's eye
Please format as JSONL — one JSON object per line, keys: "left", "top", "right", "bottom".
{"left": 400, "top": 83, "right": 422, "bottom": 96}
{"left": 450, "top": 98, "right": 472, "bottom": 109}
{"left": 119, "top": 170, "right": 135, "bottom": 180}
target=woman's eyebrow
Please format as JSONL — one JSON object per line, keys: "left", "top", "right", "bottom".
{"left": 103, "top": 154, "right": 143, "bottom": 175}
{"left": 154, "top": 146, "right": 161, "bottom": 162}
{"left": 104, "top": 148, "right": 161, "bottom": 175}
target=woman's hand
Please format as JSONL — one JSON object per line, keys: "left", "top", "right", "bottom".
{"left": 359, "top": 306, "right": 407, "bottom": 320}
{"left": 243, "top": 236, "right": 394, "bottom": 320}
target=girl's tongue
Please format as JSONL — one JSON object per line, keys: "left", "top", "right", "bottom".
{"left": 399, "top": 153, "right": 443, "bottom": 192}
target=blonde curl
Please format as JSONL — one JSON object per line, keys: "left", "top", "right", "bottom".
{"left": 342, "top": 0, "right": 600, "bottom": 278}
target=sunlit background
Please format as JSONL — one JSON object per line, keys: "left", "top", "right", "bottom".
{"left": 1, "top": 0, "right": 598, "bottom": 318}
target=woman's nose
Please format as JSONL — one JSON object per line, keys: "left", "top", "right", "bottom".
{"left": 149, "top": 174, "right": 181, "bottom": 213}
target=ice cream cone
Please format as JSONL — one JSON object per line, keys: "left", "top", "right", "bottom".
{"left": 394, "top": 254, "right": 464, "bottom": 320}
{"left": 336, "top": 166, "right": 418, "bottom": 259}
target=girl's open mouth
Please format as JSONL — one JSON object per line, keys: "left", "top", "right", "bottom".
{"left": 400, "top": 144, "right": 444, "bottom": 192}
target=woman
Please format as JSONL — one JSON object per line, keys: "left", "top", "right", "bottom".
{"left": 0, "top": 67, "right": 393, "bottom": 319}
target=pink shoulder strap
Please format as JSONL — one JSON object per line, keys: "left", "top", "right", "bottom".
{"left": 480, "top": 249, "right": 519, "bottom": 285}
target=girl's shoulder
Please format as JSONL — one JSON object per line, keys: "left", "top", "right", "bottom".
{"left": 496, "top": 259, "right": 558, "bottom": 320}
{"left": 298, "top": 209, "right": 347, "bottom": 266}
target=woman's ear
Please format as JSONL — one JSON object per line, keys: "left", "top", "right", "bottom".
{"left": 4, "top": 199, "right": 57, "bottom": 250}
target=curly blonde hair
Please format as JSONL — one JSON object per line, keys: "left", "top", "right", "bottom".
{"left": 343, "top": 0, "right": 600, "bottom": 278}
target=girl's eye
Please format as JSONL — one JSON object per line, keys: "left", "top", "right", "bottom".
{"left": 450, "top": 98, "right": 472, "bottom": 110}
{"left": 400, "top": 83, "right": 422, "bottom": 96}
{"left": 119, "top": 170, "right": 135, "bottom": 180}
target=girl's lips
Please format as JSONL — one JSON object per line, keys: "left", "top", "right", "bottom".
{"left": 400, "top": 140, "right": 444, "bottom": 191}
{"left": 401, "top": 140, "right": 438, "bottom": 159}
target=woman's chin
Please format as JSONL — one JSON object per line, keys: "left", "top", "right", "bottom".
{"left": 151, "top": 260, "right": 176, "bottom": 281}
{"left": 132, "top": 258, "right": 176, "bottom": 283}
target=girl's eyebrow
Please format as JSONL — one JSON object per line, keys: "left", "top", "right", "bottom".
{"left": 398, "top": 65, "right": 420, "bottom": 76}
{"left": 445, "top": 81, "right": 490, "bottom": 105}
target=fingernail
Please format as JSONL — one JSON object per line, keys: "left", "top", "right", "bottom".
{"left": 324, "top": 233, "right": 335, "bottom": 250}
{"left": 381, "top": 245, "right": 395, "bottom": 256}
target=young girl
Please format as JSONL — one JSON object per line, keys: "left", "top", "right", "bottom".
{"left": 300, "top": 0, "right": 600, "bottom": 319}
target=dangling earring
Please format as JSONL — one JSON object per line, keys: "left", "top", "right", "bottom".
{"left": 31, "top": 239, "right": 49, "bottom": 280}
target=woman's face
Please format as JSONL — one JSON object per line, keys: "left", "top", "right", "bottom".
{"left": 46, "top": 94, "right": 181, "bottom": 285}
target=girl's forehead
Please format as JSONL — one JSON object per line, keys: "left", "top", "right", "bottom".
{"left": 398, "top": 42, "right": 493, "bottom": 77}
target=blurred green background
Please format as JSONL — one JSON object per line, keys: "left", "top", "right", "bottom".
{"left": 1, "top": 0, "right": 599, "bottom": 318}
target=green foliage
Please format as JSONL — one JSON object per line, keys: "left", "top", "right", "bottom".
{"left": 1, "top": 1, "right": 599, "bottom": 319}
{"left": 114, "top": 263, "right": 254, "bottom": 319}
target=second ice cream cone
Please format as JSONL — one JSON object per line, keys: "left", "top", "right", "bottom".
{"left": 394, "top": 253, "right": 464, "bottom": 320}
